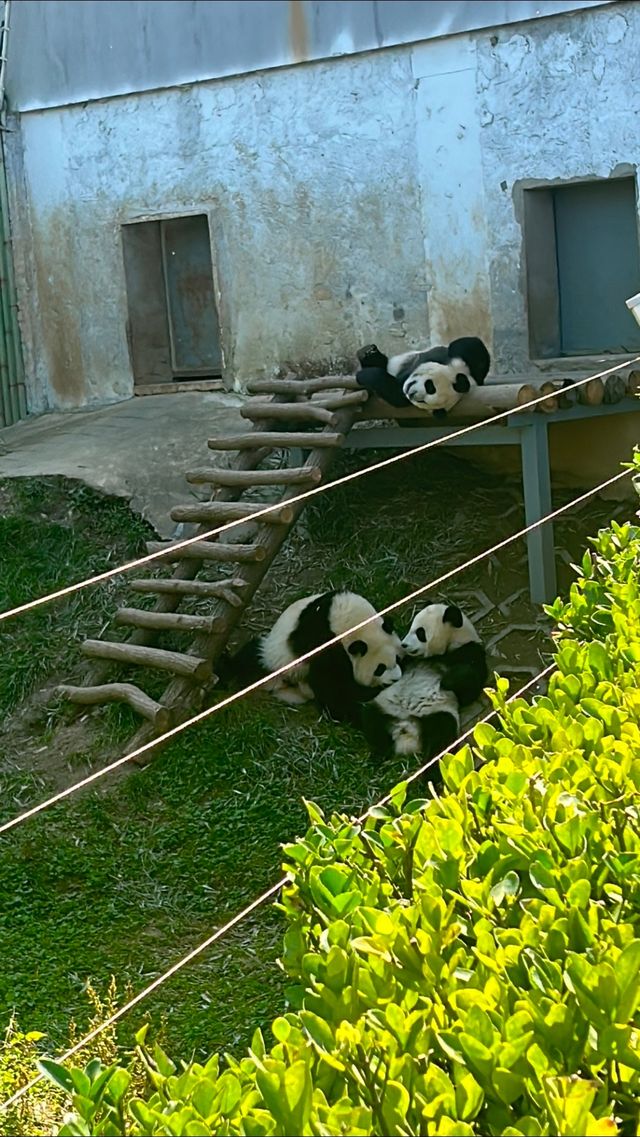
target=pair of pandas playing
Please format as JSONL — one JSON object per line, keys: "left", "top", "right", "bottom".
{"left": 229, "top": 590, "right": 488, "bottom": 769}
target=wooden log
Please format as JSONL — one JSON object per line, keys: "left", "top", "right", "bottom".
{"left": 245, "top": 376, "right": 360, "bottom": 395}
{"left": 240, "top": 402, "right": 338, "bottom": 426}
{"left": 81, "top": 640, "right": 212, "bottom": 681}
{"left": 170, "top": 500, "right": 294, "bottom": 525}
{"left": 538, "top": 382, "right": 559, "bottom": 413}
{"left": 129, "top": 577, "right": 245, "bottom": 606}
{"left": 553, "top": 376, "right": 604, "bottom": 406}
{"left": 146, "top": 540, "right": 267, "bottom": 563}
{"left": 185, "top": 465, "right": 323, "bottom": 487}
{"left": 58, "top": 682, "right": 172, "bottom": 729}
{"left": 603, "top": 372, "right": 628, "bottom": 404}
{"left": 515, "top": 384, "right": 540, "bottom": 411}
{"left": 577, "top": 377, "right": 604, "bottom": 406}
{"left": 115, "top": 608, "right": 224, "bottom": 634}
{"left": 208, "top": 431, "right": 344, "bottom": 450}
{"left": 310, "top": 390, "right": 369, "bottom": 409}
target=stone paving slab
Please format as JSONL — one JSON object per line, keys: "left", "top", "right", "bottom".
{"left": 0, "top": 392, "right": 246, "bottom": 536}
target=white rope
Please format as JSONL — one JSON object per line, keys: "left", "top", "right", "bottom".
{"left": 0, "top": 465, "right": 630, "bottom": 839}
{"left": 1, "top": 356, "right": 636, "bottom": 624}
{"left": 0, "top": 662, "right": 553, "bottom": 1115}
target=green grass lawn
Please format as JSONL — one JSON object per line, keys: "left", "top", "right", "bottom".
{"left": 0, "top": 459, "right": 624, "bottom": 1072}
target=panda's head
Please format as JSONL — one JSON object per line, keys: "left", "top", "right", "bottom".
{"left": 402, "top": 362, "right": 471, "bottom": 414}
{"left": 387, "top": 346, "right": 473, "bottom": 415}
{"left": 344, "top": 615, "right": 403, "bottom": 689}
{"left": 401, "top": 602, "right": 480, "bottom": 658}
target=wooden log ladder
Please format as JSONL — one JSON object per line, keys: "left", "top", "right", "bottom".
{"left": 59, "top": 377, "right": 367, "bottom": 762}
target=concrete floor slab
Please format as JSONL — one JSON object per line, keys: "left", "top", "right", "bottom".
{"left": 0, "top": 392, "right": 246, "bottom": 536}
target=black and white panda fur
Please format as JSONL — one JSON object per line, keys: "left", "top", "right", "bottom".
{"left": 231, "top": 590, "right": 403, "bottom": 724}
{"left": 355, "top": 337, "right": 490, "bottom": 418}
{"left": 360, "top": 602, "right": 488, "bottom": 763}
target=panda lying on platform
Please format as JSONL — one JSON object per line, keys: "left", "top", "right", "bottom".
{"left": 356, "top": 337, "right": 491, "bottom": 418}
{"left": 361, "top": 602, "right": 488, "bottom": 765}
{"left": 231, "top": 589, "right": 403, "bottom": 724}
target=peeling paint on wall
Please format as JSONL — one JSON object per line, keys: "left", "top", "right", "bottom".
{"left": 14, "top": 52, "right": 430, "bottom": 409}
{"left": 7, "top": 0, "right": 640, "bottom": 415}
{"left": 477, "top": 2, "right": 640, "bottom": 371}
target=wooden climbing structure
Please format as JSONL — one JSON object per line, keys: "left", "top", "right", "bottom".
{"left": 59, "top": 376, "right": 368, "bottom": 757}
{"left": 59, "top": 365, "right": 639, "bottom": 756}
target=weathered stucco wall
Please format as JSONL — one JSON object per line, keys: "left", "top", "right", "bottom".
{"left": 12, "top": 51, "right": 429, "bottom": 411}
{"left": 9, "top": 0, "right": 640, "bottom": 418}
{"left": 477, "top": 2, "right": 639, "bottom": 372}
{"left": 9, "top": 0, "right": 610, "bottom": 112}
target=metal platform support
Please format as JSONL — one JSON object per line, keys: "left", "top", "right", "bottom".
{"left": 346, "top": 398, "right": 639, "bottom": 606}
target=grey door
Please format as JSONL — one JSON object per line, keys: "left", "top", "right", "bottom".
{"left": 161, "top": 215, "right": 223, "bottom": 376}
{"left": 553, "top": 178, "right": 640, "bottom": 354}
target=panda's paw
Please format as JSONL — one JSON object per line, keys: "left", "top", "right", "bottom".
{"left": 273, "top": 684, "right": 312, "bottom": 706}
{"left": 432, "top": 408, "right": 448, "bottom": 420}
{"left": 357, "top": 344, "right": 388, "bottom": 370}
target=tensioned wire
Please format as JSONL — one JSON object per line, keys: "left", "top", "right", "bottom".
{"left": 1, "top": 356, "right": 636, "bottom": 623}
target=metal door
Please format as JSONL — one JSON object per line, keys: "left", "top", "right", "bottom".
{"left": 161, "top": 215, "right": 222, "bottom": 376}
{"left": 554, "top": 178, "right": 640, "bottom": 354}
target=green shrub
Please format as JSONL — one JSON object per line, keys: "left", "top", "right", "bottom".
{"left": 0, "top": 1020, "right": 64, "bottom": 1137}
{"left": 36, "top": 513, "right": 640, "bottom": 1136}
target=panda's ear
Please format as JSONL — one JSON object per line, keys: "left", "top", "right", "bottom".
{"left": 348, "top": 639, "right": 368, "bottom": 656}
{"left": 382, "top": 616, "right": 394, "bottom": 634}
{"left": 443, "top": 605, "right": 463, "bottom": 628}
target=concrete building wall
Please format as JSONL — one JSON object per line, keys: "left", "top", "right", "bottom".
{"left": 9, "top": 49, "right": 429, "bottom": 410}
{"left": 9, "top": 0, "right": 608, "bottom": 111}
{"left": 7, "top": 0, "right": 640, "bottom": 421}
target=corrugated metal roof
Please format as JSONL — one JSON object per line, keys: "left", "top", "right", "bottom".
{"left": 7, "top": 0, "right": 615, "bottom": 112}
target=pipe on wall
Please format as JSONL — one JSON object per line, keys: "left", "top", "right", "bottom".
{"left": 0, "top": 0, "right": 26, "bottom": 427}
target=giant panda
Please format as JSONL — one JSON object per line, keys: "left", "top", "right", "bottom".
{"left": 231, "top": 589, "right": 403, "bottom": 724}
{"left": 360, "top": 602, "right": 488, "bottom": 765}
{"left": 355, "top": 336, "right": 491, "bottom": 418}
{"left": 402, "top": 601, "right": 488, "bottom": 707}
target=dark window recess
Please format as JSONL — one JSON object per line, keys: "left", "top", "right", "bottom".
{"left": 122, "top": 214, "right": 222, "bottom": 385}
{"left": 524, "top": 177, "right": 640, "bottom": 358}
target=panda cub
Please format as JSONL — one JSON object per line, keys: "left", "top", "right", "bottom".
{"left": 356, "top": 337, "right": 490, "bottom": 418}
{"left": 361, "top": 602, "right": 488, "bottom": 763}
{"left": 231, "top": 590, "right": 403, "bottom": 724}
